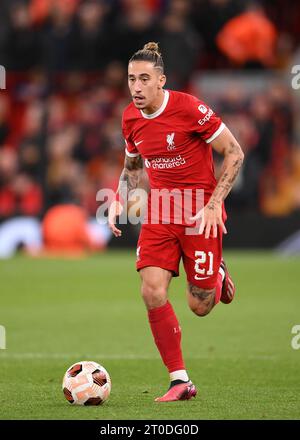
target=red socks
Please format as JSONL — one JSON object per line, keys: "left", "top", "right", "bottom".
{"left": 148, "top": 275, "right": 223, "bottom": 374}
{"left": 148, "top": 301, "right": 185, "bottom": 373}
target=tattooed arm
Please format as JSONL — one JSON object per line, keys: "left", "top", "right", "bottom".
{"left": 117, "top": 154, "right": 144, "bottom": 201}
{"left": 192, "top": 126, "right": 244, "bottom": 238}
{"left": 108, "top": 154, "right": 144, "bottom": 237}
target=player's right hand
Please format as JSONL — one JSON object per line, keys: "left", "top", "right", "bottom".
{"left": 108, "top": 200, "right": 124, "bottom": 237}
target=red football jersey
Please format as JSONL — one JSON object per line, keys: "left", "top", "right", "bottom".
{"left": 122, "top": 90, "right": 226, "bottom": 224}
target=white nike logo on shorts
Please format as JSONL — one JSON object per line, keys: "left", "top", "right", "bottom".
{"left": 134, "top": 140, "right": 143, "bottom": 146}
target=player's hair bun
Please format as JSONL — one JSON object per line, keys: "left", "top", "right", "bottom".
{"left": 143, "top": 42, "right": 160, "bottom": 54}
{"left": 129, "top": 42, "right": 164, "bottom": 72}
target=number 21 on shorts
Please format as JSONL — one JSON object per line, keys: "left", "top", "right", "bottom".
{"left": 194, "top": 251, "right": 214, "bottom": 280}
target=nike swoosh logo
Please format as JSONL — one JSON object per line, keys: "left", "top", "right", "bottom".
{"left": 134, "top": 140, "right": 143, "bottom": 146}
{"left": 194, "top": 275, "right": 211, "bottom": 280}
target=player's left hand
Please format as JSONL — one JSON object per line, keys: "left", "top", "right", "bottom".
{"left": 108, "top": 200, "right": 124, "bottom": 237}
{"left": 190, "top": 199, "right": 227, "bottom": 239}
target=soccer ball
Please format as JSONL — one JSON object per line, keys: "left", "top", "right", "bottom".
{"left": 62, "top": 361, "right": 111, "bottom": 405}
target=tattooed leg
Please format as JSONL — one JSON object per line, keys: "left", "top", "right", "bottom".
{"left": 187, "top": 283, "right": 216, "bottom": 317}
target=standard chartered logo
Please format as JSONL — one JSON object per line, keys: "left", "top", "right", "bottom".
{"left": 145, "top": 155, "right": 186, "bottom": 169}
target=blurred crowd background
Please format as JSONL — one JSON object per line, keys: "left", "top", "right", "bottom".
{"left": 0, "top": 0, "right": 300, "bottom": 257}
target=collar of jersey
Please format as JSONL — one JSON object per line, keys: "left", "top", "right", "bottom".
{"left": 140, "top": 90, "right": 169, "bottom": 119}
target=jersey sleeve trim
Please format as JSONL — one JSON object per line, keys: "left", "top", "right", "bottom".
{"left": 205, "top": 122, "right": 226, "bottom": 144}
{"left": 125, "top": 148, "right": 140, "bottom": 158}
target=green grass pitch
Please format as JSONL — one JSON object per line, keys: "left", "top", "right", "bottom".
{"left": 0, "top": 250, "right": 299, "bottom": 420}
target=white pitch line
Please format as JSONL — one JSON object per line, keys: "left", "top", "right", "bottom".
{"left": 0, "top": 352, "right": 278, "bottom": 361}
